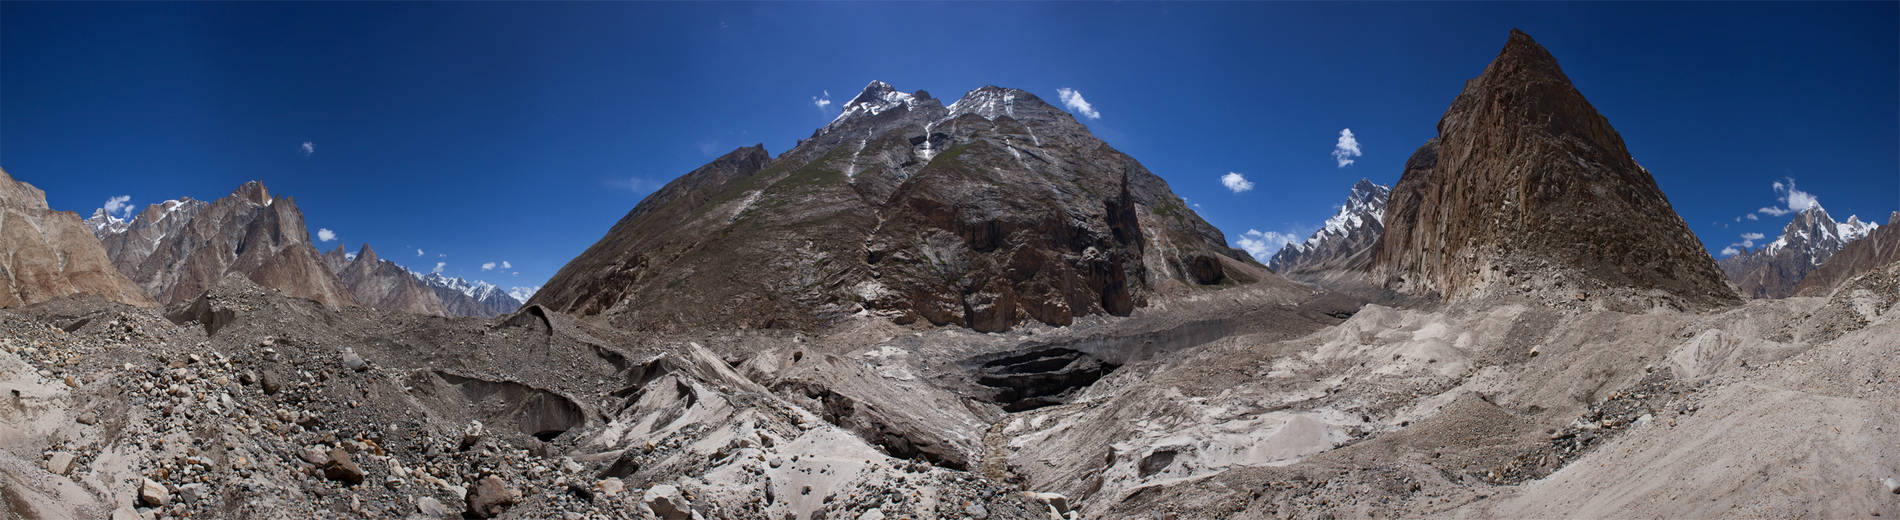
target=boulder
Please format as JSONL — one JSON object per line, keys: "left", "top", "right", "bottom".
{"left": 322, "top": 449, "right": 365, "bottom": 485}
{"left": 465, "top": 475, "right": 518, "bottom": 518}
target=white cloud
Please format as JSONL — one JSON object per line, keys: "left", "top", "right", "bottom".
{"left": 1720, "top": 232, "right": 1769, "bottom": 257}
{"left": 481, "top": 262, "right": 496, "bottom": 271}
{"left": 812, "top": 90, "right": 831, "bottom": 110}
{"left": 1221, "top": 172, "right": 1254, "bottom": 193}
{"left": 316, "top": 228, "right": 336, "bottom": 242}
{"left": 1744, "top": 213, "right": 1758, "bottom": 221}
{"left": 300, "top": 141, "right": 314, "bottom": 157}
{"left": 1332, "top": 129, "right": 1362, "bottom": 168}
{"left": 416, "top": 249, "right": 425, "bottom": 257}
{"left": 438, "top": 253, "right": 447, "bottom": 258}
{"left": 102, "top": 195, "right": 134, "bottom": 219}
{"left": 1056, "top": 88, "right": 1101, "bottom": 120}
{"left": 501, "top": 261, "right": 512, "bottom": 269}
{"left": 1755, "top": 178, "right": 1820, "bottom": 217}
{"left": 1235, "top": 229, "right": 1302, "bottom": 262}
{"left": 432, "top": 262, "right": 446, "bottom": 274}
{"left": 508, "top": 286, "right": 541, "bottom": 303}
{"left": 608, "top": 177, "right": 661, "bottom": 195}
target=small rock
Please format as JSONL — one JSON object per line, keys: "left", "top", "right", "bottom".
{"left": 138, "top": 478, "right": 170, "bottom": 507}
{"left": 1024, "top": 491, "right": 1071, "bottom": 515}
{"left": 111, "top": 508, "right": 141, "bottom": 520}
{"left": 858, "top": 509, "right": 886, "bottom": 520}
{"left": 259, "top": 372, "right": 281, "bottom": 395}
{"left": 44, "top": 452, "right": 74, "bottom": 475}
{"left": 644, "top": 484, "right": 692, "bottom": 520}
{"left": 465, "top": 475, "right": 518, "bottom": 518}
{"left": 323, "top": 449, "right": 366, "bottom": 485}
{"left": 298, "top": 447, "right": 328, "bottom": 465}
{"left": 75, "top": 411, "right": 98, "bottom": 425}
{"left": 416, "top": 496, "right": 452, "bottom": 517}
{"left": 460, "top": 421, "right": 487, "bottom": 450}
{"left": 1885, "top": 477, "right": 1899, "bottom": 494}
{"left": 963, "top": 501, "right": 989, "bottom": 519}
{"left": 343, "top": 349, "right": 367, "bottom": 372}
{"left": 598, "top": 478, "right": 625, "bottom": 496}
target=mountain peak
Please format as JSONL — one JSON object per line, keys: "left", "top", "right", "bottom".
{"left": 1375, "top": 29, "right": 1737, "bottom": 308}
{"left": 1269, "top": 178, "right": 1391, "bottom": 274}
{"left": 1493, "top": 29, "right": 1564, "bottom": 79}
{"left": 356, "top": 243, "right": 379, "bottom": 265}
{"left": 842, "top": 80, "right": 911, "bottom": 110}
{"left": 232, "top": 180, "right": 272, "bottom": 205}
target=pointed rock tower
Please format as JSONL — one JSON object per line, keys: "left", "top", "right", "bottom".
{"left": 1373, "top": 30, "right": 1737, "bottom": 309}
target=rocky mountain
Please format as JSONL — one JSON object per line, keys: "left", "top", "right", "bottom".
{"left": 333, "top": 244, "right": 450, "bottom": 316}
{"left": 1372, "top": 30, "right": 1736, "bottom": 309}
{"left": 532, "top": 81, "right": 1270, "bottom": 332}
{"left": 321, "top": 244, "right": 522, "bottom": 318}
{"left": 1717, "top": 204, "right": 1880, "bottom": 298}
{"left": 1268, "top": 178, "right": 1390, "bottom": 275}
{"left": 1794, "top": 211, "right": 1900, "bottom": 296}
{"left": 319, "top": 244, "right": 352, "bottom": 274}
{"left": 0, "top": 167, "right": 154, "bottom": 308}
{"left": 89, "top": 181, "right": 357, "bottom": 308}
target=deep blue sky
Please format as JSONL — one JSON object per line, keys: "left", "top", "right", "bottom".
{"left": 4, "top": 2, "right": 1896, "bottom": 295}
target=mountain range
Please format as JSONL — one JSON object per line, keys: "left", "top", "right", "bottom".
{"left": 79, "top": 181, "right": 519, "bottom": 317}
{"left": 1717, "top": 204, "right": 1880, "bottom": 298}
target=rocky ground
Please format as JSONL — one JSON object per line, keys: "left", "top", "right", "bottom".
{"left": 3, "top": 263, "right": 1898, "bottom": 519}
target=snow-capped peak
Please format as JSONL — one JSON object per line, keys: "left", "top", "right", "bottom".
{"left": 825, "top": 80, "right": 919, "bottom": 130}
{"left": 415, "top": 271, "right": 499, "bottom": 300}
{"left": 1837, "top": 215, "right": 1878, "bottom": 242}
{"left": 944, "top": 86, "right": 1021, "bottom": 121}
{"left": 1298, "top": 179, "right": 1390, "bottom": 249}
{"left": 85, "top": 208, "right": 129, "bottom": 235}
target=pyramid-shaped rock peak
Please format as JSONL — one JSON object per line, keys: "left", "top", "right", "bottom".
{"left": 1373, "top": 30, "right": 1737, "bottom": 309}
{"left": 355, "top": 243, "right": 380, "bottom": 265}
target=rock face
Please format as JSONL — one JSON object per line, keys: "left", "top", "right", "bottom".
{"left": 325, "top": 244, "right": 522, "bottom": 318}
{"left": 1794, "top": 212, "right": 1900, "bottom": 296}
{"left": 0, "top": 167, "right": 155, "bottom": 308}
{"left": 1718, "top": 205, "right": 1879, "bottom": 298}
{"left": 1269, "top": 178, "right": 1390, "bottom": 275}
{"left": 91, "top": 181, "right": 357, "bottom": 308}
{"left": 334, "top": 244, "right": 450, "bottom": 316}
{"left": 532, "top": 81, "right": 1265, "bottom": 332}
{"left": 1372, "top": 30, "right": 1736, "bottom": 309}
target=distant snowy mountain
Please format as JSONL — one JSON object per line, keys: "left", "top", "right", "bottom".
{"left": 1268, "top": 178, "right": 1390, "bottom": 275}
{"left": 414, "top": 271, "right": 521, "bottom": 317}
{"left": 507, "top": 286, "right": 540, "bottom": 304}
{"left": 1718, "top": 204, "right": 1881, "bottom": 298}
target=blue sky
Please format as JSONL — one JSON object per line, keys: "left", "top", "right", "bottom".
{"left": 4, "top": 2, "right": 1896, "bottom": 296}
